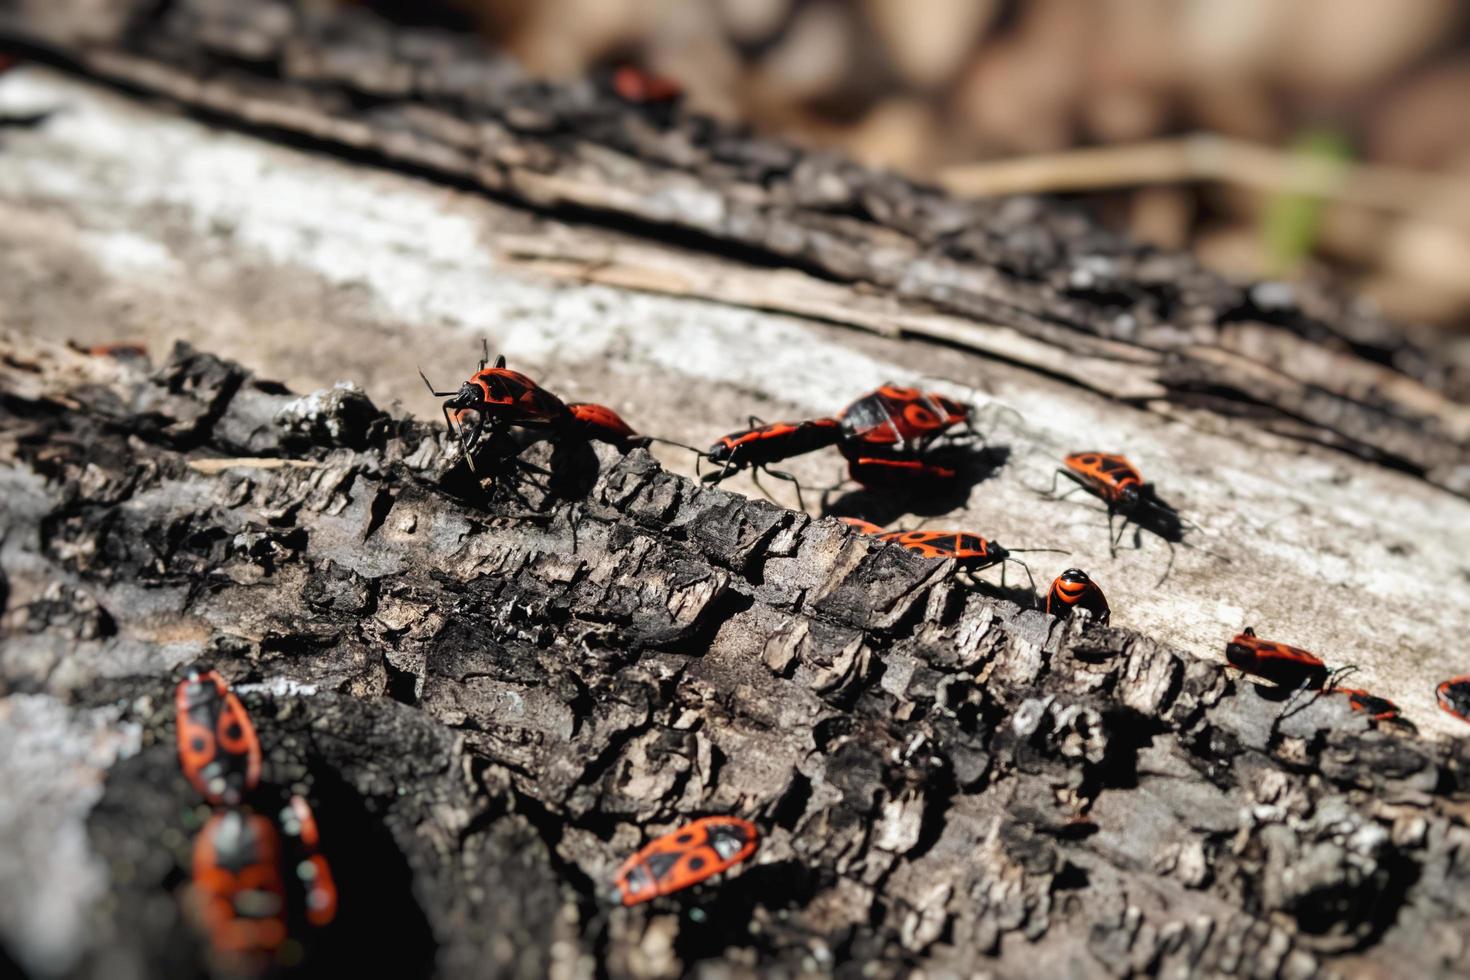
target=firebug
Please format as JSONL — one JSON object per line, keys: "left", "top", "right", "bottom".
{"left": 175, "top": 669, "right": 262, "bottom": 806}
{"left": 611, "top": 816, "right": 758, "bottom": 906}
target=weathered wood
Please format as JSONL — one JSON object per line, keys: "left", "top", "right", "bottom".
{"left": 3, "top": 45, "right": 1466, "bottom": 748}
{"left": 3, "top": 334, "right": 1470, "bottom": 978}
{"left": 1, "top": 0, "right": 1468, "bottom": 496}
{"left": 3, "top": 3, "right": 1470, "bottom": 977}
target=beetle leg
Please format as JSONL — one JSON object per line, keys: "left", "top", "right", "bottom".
{"left": 700, "top": 453, "right": 739, "bottom": 486}
{"left": 748, "top": 467, "right": 776, "bottom": 505}
{"left": 456, "top": 412, "right": 485, "bottom": 477}
{"left": 1008, "top": 558, "right": 1039, "bottom": 603}
{"left": 1040, "top": 468, "right": 1088, "bottom": 503}
{"left": 1154, "top": 539, "right": 1177, "bottom": 588}
{"left": 765, "top": 467, "right": 806, "bottom": 513}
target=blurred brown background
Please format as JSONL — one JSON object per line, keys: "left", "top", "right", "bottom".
{"left": 360, "top": 0, "right": 1470, "bottom": 335}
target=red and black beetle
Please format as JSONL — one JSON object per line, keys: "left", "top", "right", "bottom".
{"left": 279, "top": 796, "right": 338, "bottom": 928}
{"left": 874, "top": 528, "right": 1062, "bottom": 596}
{"left": 1057, "top": 452, "right": 1144, "bottom": 509}
{"left": 1225, "top": 627, "right": 1329, "bottom": 690}
{"left": 700, "top": 417, "right": 843, "bottom": 510}
{"left": 1044, "top": 568, "right": 1110, "bottom": 624}
{"left": 1332, "top": 688, "right": 1402, "bottom": 722}
{"left": 877, "top": 529, "right": 1008, "bottom": 566}
{"left": 834, "top": 384, "right": 974, "bottom": 493}
{"left": 420, "top": 348, "right": 572, "bottom": 458}
{"left": 566, "top": 402, "right": 649, "bottom": 451}
{"left": 611, "top": 816, "right": 758, "bottom": 906}
{"left": 1049, "top": 452, "right": 1184, "bottom": 550}
{"left": 422, "top": 347, "right": 661, "bottom": 486}
{"left": 1436, "top": 675, "right": 1470, "bottom": 724}
{"left": 191, "top": 808, "right": 288, "bottom": 964}
{"left": 1041, "top": 451, "right": 1199, "bottom": 582}
{"left": 176, "top": 669, "right": 262, "bottom": 807}
{"left": 838, "top": 384, "right": 972, "bottom": 455}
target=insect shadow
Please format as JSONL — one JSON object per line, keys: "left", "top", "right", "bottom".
{"left": 819, "top": 444, "right": 1011, "bottom": 523}
{"left": 669, "top": 860, "right": 825, "bottom": 964}
{"left": 1055, "top": 484, "right": 1204, "bottom": 587}
{"left": 961, "top": 573, "right": 1040, "bottom": 610}
{"left": 299, "top": 765, "right": 437, "bottom": 978}
{"left": 439, "top": 422, "right": 616, "bottom": 549}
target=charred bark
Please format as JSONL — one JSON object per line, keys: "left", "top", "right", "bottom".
{"left": 3, "top": 335, "right": 1470, "bottom": 978}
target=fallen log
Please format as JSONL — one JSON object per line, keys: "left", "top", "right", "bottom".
{"left": 2, "top": 1, "right": 1470, "bottom": 976}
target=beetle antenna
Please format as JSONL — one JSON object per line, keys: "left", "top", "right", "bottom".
{"left": 1325, "top": 664, "right": 1359, "bottom": 690}
{"left": 644, "top": 435, "right": 707, "bottom": 456}
{"left": 970, "top": 401, "right": 1025, "bottom": 443}
{"left": 419, "top": 368, "right": 458, "bottom": 398}
{"left": 915, "top": 371, "right": 989, "bottom": 402}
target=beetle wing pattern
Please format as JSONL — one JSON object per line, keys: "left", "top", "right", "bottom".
{"left": 1334, "top": 688, "right": 1401, "bottom": 722}
{"left": 176, "top": 670, "right": 262, "bottom": 806}
{"left": 1045, "top": 569, "right": 1110, "bottom": 623}
{"left": 1063, "top": 452, "right": 1144, "bottom": 504}
{"left": 839, "top": 390, "right": 904, "bottom": 448}
{"left": 1436, "top": 676, "right": 1470, "bottom": 723}
{"left": 567, "top": 402, "right": 642, "bottom": 448}
{"left": 468, "top": 367, "right": 571, "bottom": 423}
{"left": 613, "top": 816, "right": 758, "bottom": 906}
{"left": 877, "top": 529, "right": 998, "bottom": 567}
{"left": 1224, "top": 628, "right": 1329, "bottom": 689}
{"left": 839, "top": 385, "right": 969, "bottom": 453}
{"left": 192, "top": 809, "right": 288, "bottom": 959}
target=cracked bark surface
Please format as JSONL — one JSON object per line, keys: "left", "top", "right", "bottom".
{"left": 4, "top": 335, "right": 1470, "bottom": 979}
{"left": 1, "top": 0, "right": 1468, "bottom": 497}
{"left": 3, "top": 3, "right": 1470, "bottom": 977}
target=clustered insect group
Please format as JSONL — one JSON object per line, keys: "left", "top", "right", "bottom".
{"left": 174, "top": 669, "right": 338, "bottom": 971}
{"left": 157, "top": 345, "right": 1470, "bottom": 967}
{"left": 171, "top": 671, "right": 759, "bottom": 969}
{"left": 424, "top": 346, "right": 1470, "bottom": 735}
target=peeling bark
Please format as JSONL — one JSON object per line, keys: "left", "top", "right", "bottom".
{"left": 4, "top": 335, "right": 1470, "bottom": 978}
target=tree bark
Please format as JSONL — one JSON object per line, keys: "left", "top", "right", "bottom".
{"left": 2, "top": 332, "right": 1469, "bottom": 979}
{"left": 3, "top": 3, "right": 1470, "bottom": 979}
